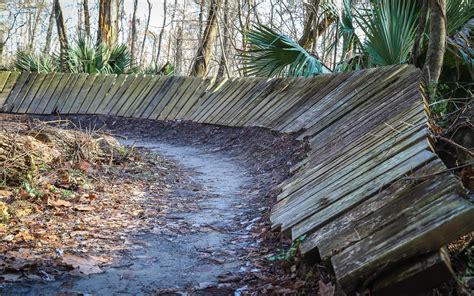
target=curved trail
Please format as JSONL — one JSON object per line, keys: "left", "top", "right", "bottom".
{"left": 2, "top": 141, "right": 259, "bottom": 295}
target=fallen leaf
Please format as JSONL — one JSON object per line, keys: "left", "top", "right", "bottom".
{"left": 48, "top": 199, "right": 72, "bottom": 207}
{"left": 61, "top": 254, "right": 103, "bottom": 275}
{"left": 318, "top": 280, "right": 335, "bottom": 296}
{"left": 74, "top": 205, "right": 94, "bottom": 211}
{"left": 0, "top": 190, "right": 13, "bottom": 198}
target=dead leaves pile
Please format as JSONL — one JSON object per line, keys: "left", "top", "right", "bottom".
{"left": 0, "top": 137, "right": 175, "bottom": 284}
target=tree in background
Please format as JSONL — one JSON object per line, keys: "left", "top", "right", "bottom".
{"left": 53, "top": 0, "right": 68, "bottom": 71}
{"left": 190, "top": 0, "right": 222, "bottom": 77}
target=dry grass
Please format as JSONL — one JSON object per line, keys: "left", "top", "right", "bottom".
{"left": 0, "top": 119, "right": 125, "bottom": 186}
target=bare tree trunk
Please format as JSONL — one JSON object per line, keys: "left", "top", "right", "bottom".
{"left": 29, "top": 1, "right": 45, "bottom": 52}
{"left": 166, "top": 0, "right": 179, "bottom": 62}
{"left": 139, "top": 0, "right": 152, "bottom": 65}
{"left": 97, "top": 0, "right": 112, "bottom": 46}
{"left": 130, "top": 0, "right": 138, "bottom": 65}
{"left": 190, "top": 0, "right": 222, "bottom": 77}
{"left": 157, "top": 0, "right": 167, "bottom": 64}
{"left": 83, "top": 0, "right": 91, "bottom": 39}
{"left": 175, "top": 26, "right": 183, "bottom": 73}
{"left": 423, "top": 0, "right": 446, "bottom": 86}
{"left": 111, "top": 0, "right": 119, "bottom": 46}
{"left": 198, "top": 0, "right": 205, "bottom": 42}
{"left": 54, "top": 0, "right": 69, "bottom": 71}
{"left": 43, "top": 7, "right": 55, "bottom": 54}
{"left": 217, "top": 0, "right": 230, "bottom": 79}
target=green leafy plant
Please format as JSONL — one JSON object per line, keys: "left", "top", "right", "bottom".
{"left": 15, "top": 51, "right": 58, "bottom": 73}
{"left": 267, "top": 235, "right": 306, "bottom": 262}
{"left": 355, "top": 0, "right": 419, "bottom": 66}
{"left": 67, "top": 37, "right": 131, "bottom": 74}
{"left": 241, "top": 25, "right": 323, "bottom": 77}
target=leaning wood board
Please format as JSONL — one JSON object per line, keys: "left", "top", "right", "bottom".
{"left": 0, "top": 66, "right": 472, "bottom": 294}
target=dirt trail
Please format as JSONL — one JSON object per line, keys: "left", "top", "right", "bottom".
{"left": 1, "top": 140, "right": 260, "bottom": 295}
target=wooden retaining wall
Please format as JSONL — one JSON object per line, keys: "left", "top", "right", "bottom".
{"left": 0, "top": 66, "right": 473, "bottom": 292}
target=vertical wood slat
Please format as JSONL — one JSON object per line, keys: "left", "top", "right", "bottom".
{"left": 105, "top": 74, "right": 138, "bottom": 115}
{"left": 50, "top": 73, "right": 79, "bottom": 114}
{"left": 100, "top": 74, "right": 133, "bottom": 114}
{"left": 147, "top": 76, "right": 185, "bottom": 120}
{"left": 90, "top": 74, "right": 120, "bottom": 114}
{"left": 175, "top": 78, "right": 211, "bottom": 120}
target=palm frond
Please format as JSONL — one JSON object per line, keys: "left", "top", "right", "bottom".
{"left": 15, "top": 51, "right": 58, "bottom": 73}
{"left": 446, "top": 0, "right": 474, "bottom": 36}
{"left": 355, "top": 0, "right": 419, "bottom": 66}
{"left": 240, "top": 24, "right": 323, "bottom": 77}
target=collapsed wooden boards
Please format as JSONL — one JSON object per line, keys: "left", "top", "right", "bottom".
{"left": 0, "top": 66, "right": 472, "bottom": 293}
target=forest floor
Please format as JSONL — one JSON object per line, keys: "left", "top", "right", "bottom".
{"left": 0, "top": 114, "right": 333, "bottom": 295}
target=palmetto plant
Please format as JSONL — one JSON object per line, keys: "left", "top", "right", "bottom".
{"left": 355, "top": 0, "right": 419, "bottom": 66}
{"left": 67, "top": 37, "right": 131, "bottom": 74}
{"left": 15, "top": 37, "right": 131, "bottom": 74}
{"left": 241, "top": 24, "right": 323, "bottom": 77}
{"left": 15, "top": 51, "right": 58, "bottom": 73}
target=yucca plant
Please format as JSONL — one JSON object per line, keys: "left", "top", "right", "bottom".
{"left": 355, "top": 0, "right": 419, "bottom": 66}
{"left": 240, "top": 24, "right": 323, "bottom": 77}
{"left": 15, "top": 51, "right": 58, "bottom": 73}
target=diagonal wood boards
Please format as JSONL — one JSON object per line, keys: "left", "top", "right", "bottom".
{"left": 0, "top": 66, "right": 472, "bottom": 293}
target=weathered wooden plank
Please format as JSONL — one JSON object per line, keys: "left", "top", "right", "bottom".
{"left": 0, "top": 71, "right": 10, "bottom": 93}
{"left": 277, "top": 104, "right": 424, "bottom": 195}
{"left": 43, "top": 73, "right": 72, "bottom": 114}
{"left": 59, "top": 73, "right": 88, "bottom": 114}
{"left": 132, "top": 76, "right": 168, "bottom": 118}
{"left": 92, "top": 74, "right": 122, "bottom": 114}
{"left": 68, "top": 74, "right": 98, "bottom": 114}
{"left": 123, "top": 76, "right": 160, "bottom": 117}
{"left": 117, "top": 75, "right": 154, "bottom": 117}
{"left": 0, "top": 72, "right": 20, "bottom": 109}
{"left": 158, "top": 77, "right": 196, "bottom": 120}
{"left": 140, "top": 76, "right": 175, "bottom": 119}
{"left": 213, "top": 77, "right": 267, "bottom": 125}
{"left": 300, "top": 159, "right": 457, "bottom": 260}
{"left": 78, "top": 74, "right": 107, "bottom": 114}
{"left": 332, "top": 193, "right": 474, "bottom": 291}
{"left": 272, "top": 136, "right": 432, "bottom": 234}
{"left": 7, "top": 72, "right": 38, "bottom": 113}
{"left": 110, "top": 74, "right": 145, "bottom": 116}
{"left": 101, "top": 74, "right": 135, "bottom": 115}
{"left": 1, "top": 72, "right": 30, "bottom": 112}
{"left": 274, "top": 123, "right": 427, "bottom": 212}
{"left": 371, "top": 248, "right": 455, "bottom": 295}
{"left": 27, "top": 73, "right": 56, "bottom": 114}
{"left": 225, "top": 78, "right": 276, "bottom": 126}
{"left": 202, "top": 79, "right": 252, "bottom": 124}
{"left": 148, "top": 76, "right": 186, "bottom": 120}
{"left": 175, "top": 78, "right": 211, "bottom": 120}
{"left": 231, "top": 78, "right": 282, "bottom": 126}
{"left": 16, "top": 73, "right": 48, "bottom": 113}
{"left": 190, "top": 78, "right": 236, "bottom": 122}
{"left": 168, "top": 77, "right": 205, "bottom": 120}
{"left": 302, "top": 67, "right": 417, "bottom": 144}
{"left": 289, "top": 148, "right": 436, "bottom": 239}
{"left": 209, "top": 78, "right": 260, "bottom": 125}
